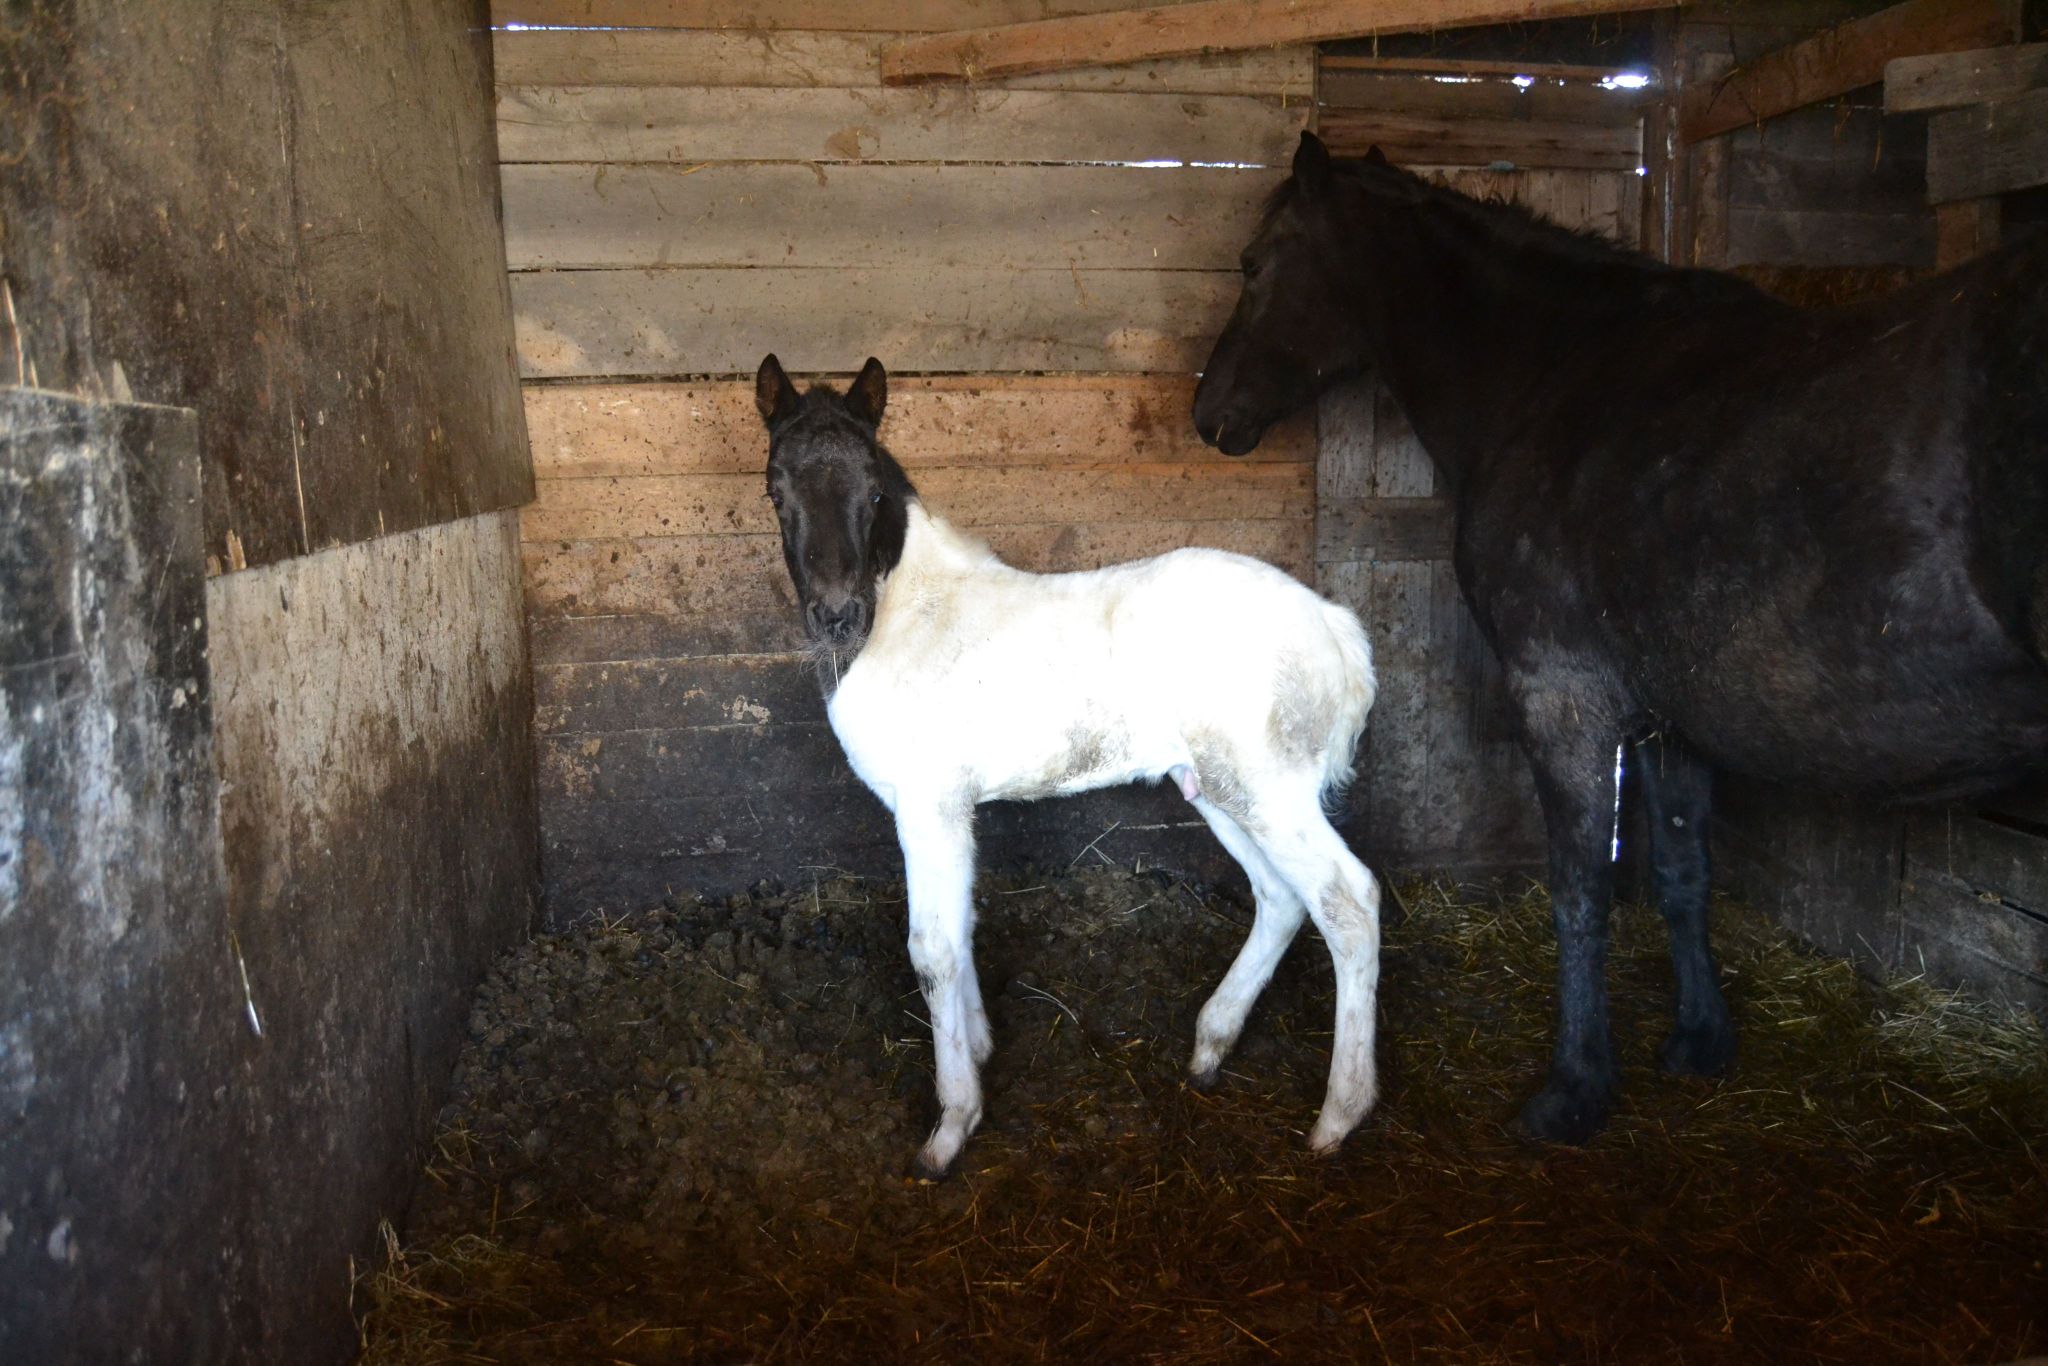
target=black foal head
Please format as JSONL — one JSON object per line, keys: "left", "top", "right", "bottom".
{"left": 1193, "top": 132, "right": 1402, "bottom": 455}
{"left": 757, "top": 354, "right": 916, "bottom": 658}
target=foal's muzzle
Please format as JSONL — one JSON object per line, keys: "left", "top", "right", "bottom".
{"left": 806, "top": 598, "right": 865, "bottom": 644}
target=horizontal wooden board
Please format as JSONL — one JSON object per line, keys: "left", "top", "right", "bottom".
{"left": 537, "top": 652, "right": 822, "bottom": 736}
{"left": 492, "top": 0, "right": 1176, "bottom": 31}
{"left": 1897, "top": 872, "right": 2048, "bottom": 1011}
{"left": 524, "top": 375, "right": 1313, "bottom": 478}
{"left": 500, "top": 163, "right": 1279, "bottom": 271}
{"left": 1320, "top": 55, "right": 1649, "bottom": 83}
{"left": 498, "top": 86, "right": 1307, "bottom": 164}
{"left": 878, "top": 0, "right": 1661, "bottom": 85}
{"left": 541, "top": 784, "right": 1227, "bottom": 911}
{"left": 1928, "top": 87, "right": 2048, "bottom": 202}
{"left": 543, "top": 721, "right": 855, "bottom": 803}
{"left": 521, "top": 463, "right": 1314, "bottom": 540}
{"left": 493, "top": 28, "right": 1315, "bottom": 96}
{"left": 1316, "top": 496, "right": 1455, "bottom": 563}
{"left": 525, "top": 519, "right": 1315, "bottom": 657}
{"left": 512, "top": 266, "right": 1241, "bottom": 377}
{"left": 1319, "top": 70, "right": 1648, "bottom": 124}
{"left": 1906, "top": 809, "right": 2048, "bottom": 913}
{"left": 1885, "top": 42, "right": 2048, "bottom": 113}
{"left": 1318, "top": 111, "right": 1642, "bottom": 170}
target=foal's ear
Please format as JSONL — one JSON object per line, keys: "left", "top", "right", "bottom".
{"left": 1363, "top": 143, "right": 1391, "bottom": 168}
{"left": 1294, "top": 130, "right": 1334, "bottom": 197}
{"left": 756, "top": 353, "right": 801, "bottom": 429}
{"left": 846, "top": 356, "right": 887, "bottom": 429}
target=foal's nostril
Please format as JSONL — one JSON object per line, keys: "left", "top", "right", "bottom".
{"left": 809, "top": 599, "right": 861, "bottom": 642}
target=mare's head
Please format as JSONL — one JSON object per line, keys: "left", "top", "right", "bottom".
{"left": 1194, "top": 132, "right": 1412, "bottom": 455}
{"left": 757, "top": 354, "right": 916, "bottom": 660}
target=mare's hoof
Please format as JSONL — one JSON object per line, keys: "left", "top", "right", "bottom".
{"left": 1658, "top": 1020, "right": 1736, "bottom": 1077}
{"left": 1513, "top": 1081, "right": 1611, "bottom": 1146}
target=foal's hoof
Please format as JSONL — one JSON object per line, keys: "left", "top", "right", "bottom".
{"left": 1658, "top": 1020, "right": 1737, "bottom": 1078}
{"left": 1186, "top": 1063, "right": 1223, "bottom": 1094}
{"left": 906, "top": 1149, "right": 956, "bottom": 1185}
{"left": 1513, "top": 1081, "right": 1612, "bottom": 1146}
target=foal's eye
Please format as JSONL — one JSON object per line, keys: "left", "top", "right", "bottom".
{"left": 870, "top": 491, "right": 884, "bottom": 506}
{"left": 768, "top": 489, "right": 783, "bottom": 509}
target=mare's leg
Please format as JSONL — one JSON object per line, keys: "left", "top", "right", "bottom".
{"left": 1253, "top": 791, "right": 1383, "bottom": 1153}
{"left": 896, "top": 799, "right": 984, "bottom": 1179}
{"left": 1515, "top": 711, "right": 1624, "bottom": 1144}
{"left": 1634, "top": 735, "right": 1735, "bottom": 1076}
{"left": 1184, "top": 795, "right": 1309, "bottom": 1088}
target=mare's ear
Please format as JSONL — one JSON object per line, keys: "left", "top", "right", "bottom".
{"left": 756, "top": 353, "right": 801, "bottom": 429}
{"left": 1294, "top": 130, "right": 1334, "bottom": 198}
{"left": 846, "top": 356, "right": 888, "bottom": 429}
{"left": 1364, "top": 143, "right": 1390, "bottom": 168}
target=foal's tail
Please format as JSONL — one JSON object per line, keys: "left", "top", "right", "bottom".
{"left": 1317, "top": 599, "right": 1378, "bottom": 800}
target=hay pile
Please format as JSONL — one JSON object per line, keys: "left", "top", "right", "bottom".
{"left": 358, "top": 867, "right": 2047, "bottom": 1363}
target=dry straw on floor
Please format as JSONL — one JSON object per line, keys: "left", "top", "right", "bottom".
{"left": 360, "top": 868, "right": 2047, "bottom": 1364}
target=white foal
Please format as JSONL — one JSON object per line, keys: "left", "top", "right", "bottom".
{"left": 758, "top": 354, "right": 1383, "bottom": 1179}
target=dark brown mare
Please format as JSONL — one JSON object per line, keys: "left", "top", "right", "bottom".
{"left": 1194, "top": 132, "right": 2048, "bottom": 1143}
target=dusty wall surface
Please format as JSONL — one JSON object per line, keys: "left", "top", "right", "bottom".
{"left": 0, "top": 1, "right": 539, "bottom": 1359}
{"left": 0, "top": 392, "right": 250, "bottom": 1359}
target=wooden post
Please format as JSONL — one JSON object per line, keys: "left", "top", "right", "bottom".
{"left": 1685, "top": 52, "right": 1733, "bottom": 269}
{"left": 1935, "top": 197, "right": 2001, "bottom": 269}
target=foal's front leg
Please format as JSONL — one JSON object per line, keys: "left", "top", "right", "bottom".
{"left": 896, "top": 799, "right": 984, "bottom": 1179}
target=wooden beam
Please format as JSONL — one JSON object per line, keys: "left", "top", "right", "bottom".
{"left": 1885, "top": 42, "right": 2048, "bottom": 113}
{"left": 1679, "top": 0, "right": 2020, "bottom": 143}
{"left": 1927, "top": 85, "right": 2048, "bottom": 202}
{"left": 880, "top": 0, "right": 1661, "bottom": 87}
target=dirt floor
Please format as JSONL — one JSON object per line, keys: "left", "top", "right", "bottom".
{"left": 359, "top": 866, "right": 2048, "bottom": 1364}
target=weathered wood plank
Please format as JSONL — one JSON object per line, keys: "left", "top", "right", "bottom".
{"left": 536, "top": 653, "right": 822, "bottom": 736}
{"left": 524, "top": 519, "right": 1315, "bottom": 655}
{"left": 1314, "top": 381, "right": 1378, "bottom": 504}
{"left": 1896, "top": 873, "right": 2048, "bottom": 1011}
{"left": 880, "top": 0, "right": 1664, "bottom": 86}
{"left": 525, "top": 376, "right": 1313, "bottom": 479}
{"left": 1424, "top": 167, "right": 1643, "bottom": 246}
{"left": 1319, "top": 70, "right": 1649, "bottom": 124}
{"left": 1318, "top": 111, "right": 1641, "bottom": 170}
{"left": 1315, "top": 496, "right": 1455, "bottom": 564}
{"left": 1935, "top": 197, "right": 2002, "bottom": 269}
{"left": 1928, "top": 86, "right": 2048, "bottom": 202}
{"left": 497, "top": 85, "right": 1308, "bottom": 165}
{"left": 1679, "top": 0, "right": 2021, "bottom": 142}
{"left": 1906, "top": 809, "right": 2048, "bottom": 913}
{"left": 494, "top": 28, "right": 1315, "bottom": 96}
{"left": 500, "top": 163, "right": 1277, "bottom": 271}
{"left": 521, "top": 463, "right": 1315, "bottom": 540}
{"left": 1885, "top": 41, "right": 2048, "bottom": 113}
{"left": 492, "top": 0, "right": 1170, "bottom": 30}
{"left": 512, "top": 266, "right": 1240, "bottom": 377}
{"left": 542, "top": 722, "right": 855, "bottom": 803}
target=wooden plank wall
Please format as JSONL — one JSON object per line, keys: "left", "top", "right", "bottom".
{"left": 495, "top": 9, "right": 1317, "bottom": 916}
{"left": 1312, "top": 151, "right": 1643, "bottom": 876}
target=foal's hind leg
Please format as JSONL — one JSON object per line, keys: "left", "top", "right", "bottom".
{"left": 1252, "top": 794, "right": 1383, "bottom": 1153}
{"left": 1184, "top": 795, "right": 1309, "bottom": 1089}
{"left": 1634, "top": 735, "right": 1735, "bottom": 1077}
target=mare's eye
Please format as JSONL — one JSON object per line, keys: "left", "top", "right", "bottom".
{"left": 870, "top": 491, "right": 884, "bottom": 506}
{"left": 769, "top": 489, "right": 783, "bottom": 509}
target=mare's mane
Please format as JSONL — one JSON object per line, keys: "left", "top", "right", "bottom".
{"left": 1265, "top": 161, "right": 1767, "bottom": 312}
